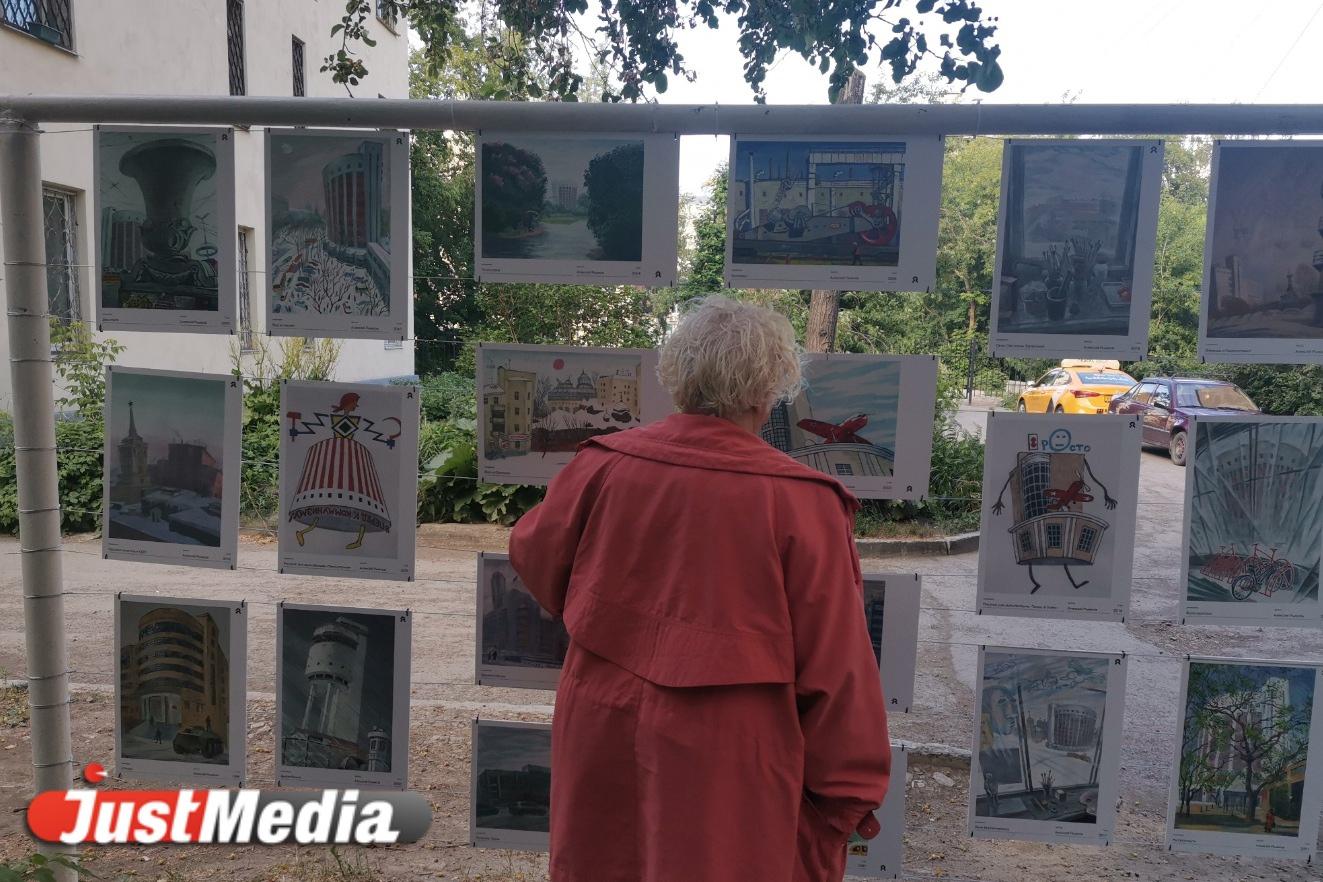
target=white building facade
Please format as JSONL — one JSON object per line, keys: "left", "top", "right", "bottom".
{"left": 0, "top": 0, "right": 415, "bottom": 411}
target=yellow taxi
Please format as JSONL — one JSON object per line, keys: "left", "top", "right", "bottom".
{"left": 1015, "top": 360, "right": 1138, "bottom": 415}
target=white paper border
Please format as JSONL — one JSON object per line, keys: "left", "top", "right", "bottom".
{"left": 264, "top": 128, "right": 410, "bottom": 340}
{"left": 101, "top": 366, "right": 242, "bottom": 570}
{"left": 114, "top": 594, "right": 247, "bottom": 786}
{"left": 1180, "top": 414, "right": 1323, "bottom": 628}
{"left": 968, "top": 646, "right": 1128, "bottom": 846}
{"left": 93, "top": 125, "right": 237, "bottom": 334}
{"left": 863, "top": 573, "right": 921, "bottom": 715}
{"left": 1165, "top": 657, "right": 1323, "bottom": 859}
{"left": 474, "top": 132, "right": 679, "bottom": 286}
{"left": 275, "top": 602, "right": 412, "bottom": 790}
{"left": 976, "top": 413, "right": 1141, "bottom": 621}
{"left": 723, "top": 134, "right": 943, "bottom": 292}
{"left": 470, "top": 718, "right": 552, "bottom": 852}
{"left": 988, "top": 139, "right": 1163, "bottom": 360}
{"left": 475, "top": 552, "right": 566, "bottom": 690}
{"left": 846, "top": 742, "right": 907, "bottom": 878}
{"left": 277, "top": 379, "right": 420, "bottom": 581}
{"left": 476, "top": 342, "right": 670, "bottom": 485}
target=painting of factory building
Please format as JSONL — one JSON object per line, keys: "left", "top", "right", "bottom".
{"left": 1183, "top": 417, "right": 1323, "bottom": 626}
{"left": 471, "top": 720, "right": 552, "bottom": 850}
{"left": 266, "top": 130, "right": 406, "bottom": 338}
{"left": 970, "top": 648, "right": 1126, "bottom": 845}
{"left": 477, "top": 553, "right": 569, "bottom": 690}
{"left": 1203, "top": 143, "right": 1323, "bottom": 361}
{"left": 103, "top": 368, "right": 240, "bottom": 569}
{"left": 95, "top": 126, "right": 235, "bottom": 332}
{"left": 278, "top": 604, "right": 410, "bottom": 788}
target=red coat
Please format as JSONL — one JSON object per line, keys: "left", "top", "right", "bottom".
{"left": 509, "top": 413, "right": 891, "bottom": 882}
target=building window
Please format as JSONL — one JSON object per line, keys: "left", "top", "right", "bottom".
{"left": 1045, "top": 523, "right": 1063, "bottom": 550}
{"left": 1018, "top": 530, "right": 1034, "bottom": 555}
{"left": 291, "top": 36, "right": 306, "bottom": 97}
{"left": 376, "top": 0, "right": 399, "bottom": 33}
{"left": 42, "top": 188, "right": 80, "bottom": 322}
{"left": 1078, "top": 526, "right": 1098, "bottom": 554}
{"left": 834, "top": 463, "right": 853, "bottom": 476}
{"left": 226, "top": 0, "right": 245, "bottom": 96}
{"left": 1, "top": 0, "right": 74, "bottom": 51}
{"left": 237, "top": 227, "right": 254, "bottom": 351}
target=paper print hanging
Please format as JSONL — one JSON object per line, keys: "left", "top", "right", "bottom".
{"left": 476, "top": 343, "right": 669, "bottom": 485}
{"left": 988, "top": 139, "right": 1163, "bottom": 360}
{"left": 759, "top": 354, "right": 937, "bottom": 500}
{"left": 102, "top": 367, "right": 241, "bottom": 570}
{"left": 474, "top": 132, "right": 680, "bottom": 286}
{"left": 1181, "top": 416, "right": 1323, "bottom": 628}
{"left": 470, "top": 719, "right": 552, "bottom": 851}
{"left": 1166, "top": 658, "right": 1323, "bottom": 859}
{"left": 845, "top": 743, "right": 907, "bottom": 879}
{"left": 278, "top": 380, "right": 419, "bottom": 580}
{"left": 114, "top": 595, "right": 246, "bottom": 786}
{"left": 1200, "top": 140, "right": 1323, "bottom": 363}
{"left": 724, "top": 134, "right": 943, "bottom": 292}
{"left": 476, "top": 552, "right": 568, "bottom": 690}
{"left": 265, "top": 129, "right": 409, "bottom": 339}
{"left": 976, "top": 413, "right": 1140, "bottom": 621}
{"left": 862, "top": 574, "right": 921, "bottom": 714}
{"left": 94, "top": 125, "right": 236, "bottom": 333}
{"left": 968, "top": 647, "right": 1127, "bottom": 846}
{"left": 276, "top": 603, "right": 412, "bottom": 790}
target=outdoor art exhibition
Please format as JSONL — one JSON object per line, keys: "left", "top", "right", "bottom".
{"left": 3, "top": 2, "right": 1323, "bottom": 881}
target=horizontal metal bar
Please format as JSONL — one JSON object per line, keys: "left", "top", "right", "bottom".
{"left": 6, "top": 96, "right": 1323, "bottom": 135}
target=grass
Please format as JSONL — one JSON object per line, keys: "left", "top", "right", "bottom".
{"left": 0, "top": 668, "right": 28, "bottom": 729}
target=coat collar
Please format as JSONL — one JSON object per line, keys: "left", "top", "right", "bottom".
{"left": 584, "top": 413, "right": 860, "bottom": 511}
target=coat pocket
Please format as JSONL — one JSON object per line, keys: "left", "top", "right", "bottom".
{"left": 793, "top": 794, "right": 849, "bottom": 882}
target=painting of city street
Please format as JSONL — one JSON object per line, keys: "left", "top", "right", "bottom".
{"left": 990, "top": 140, "right": 1161, "bottom": 359}
{"left": 1168, "top": 660, "right": 1321, "bottom": 858}
{"left": 970, "top": 648, "right": 1125, "bottom": 845}
{"left": 277, "top": 604, "right": 410, "bottom": 789}
{"left": 1183, "top": 418, "right": 1323, "bottom": 627}
{"left": 478, "top": 343, "right": 665, "bottom": 484}
{"left": 103, "top": 368, "right": 239, "bottom": 569}
{"left": 1203, "top": 143, "right": 1323, "bottom": 362}
{"left": 115, "top": 596, "right": 245, "bottom": 785}
{"left": 471, "top": 720, "right": 552, "bottom": 850}
{"left": 477, "top": 553, "right": 568, "bottom": 690}
{"left": 266, "top": 130, "right": 406, "bottom": 338}
{"left": 759, "top": 355, "right": 936, "bottom": 500}
{"left": 95, "top": 126, "right": 235, "bottom": 332}
{"left": 725, "top": 135, "right": 943, "bottom": 291}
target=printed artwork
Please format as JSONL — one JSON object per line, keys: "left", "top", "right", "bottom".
{"left": 1166, "top": 659, "right": 1323, "bottom": 859}
{"left": 1201, "top": 141, "right": 1323, "bottom": 363}
{"left": 470, "top": 719, "right": 552, "bottom": 851}
{"left": 977, "top": 414, "right": 1141, "bottom": 621}
{"left": 266, "top": 129, "right": 408, "bottom": 339}
{"left": 989, "top": 140, "right": 1163, "bottom": 359}
{"left": 477, "top": 343, "right": 668, "bottom": 485}
{"left": 1182, "top": 417, "right": 1323, "bottom": 627}
{"left": 724, "top": 134, "right": 943, "bottom": 291}
{"left": 276, "top": 604, "right": 411, "bottom": 789}
{"left": 114, "top": 595, "right": 246, "bottom": 786}
{"left": 476, "top": 553, "right": 568, "bottom": 690}
{"left": 475, "top": 132, "right": 680, "bottom": 285}
{"left": 969, "top": 647, "right": 1126, "bottom": 845}
{"left": 102, "top": 368, "right": 241, "bottom": 569}
{"left": 845, "top": 744, "right": 907, "bottom": 879}
{"left": 278, "top": 381, "right": 420, "bottom": 580}
{"left": 759, "top": 355, "right": 938, "bottom": 500}
{"left": 94, "top": 126, "right": 236, "bottom": 333}
{"left": 862, "top": 574, "right": 922, "bottom": 714}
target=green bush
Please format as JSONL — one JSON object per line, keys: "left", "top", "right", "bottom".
{"left": 418, "top": 372, "right": 477, "bottom": 422}
{"left": 854, "top": 423, "right": 984, "bottom": 537}
{"left": 417, "top": 416, "right": 544, "bottom": 526}
{"left": 0, "top": 416, "right": 103, "bottom": 535}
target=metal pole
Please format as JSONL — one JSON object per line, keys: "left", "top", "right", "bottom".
{"left": 0, "top": 116, "right": 76, "bottom": 875}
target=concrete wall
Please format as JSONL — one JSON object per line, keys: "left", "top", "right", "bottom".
{"left": 0, "top": 0, "right": 415, "bottom": 411}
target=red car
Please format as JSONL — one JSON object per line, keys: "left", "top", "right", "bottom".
{"left": 1107, "top": 377, "right": 1260, "bottom": 466}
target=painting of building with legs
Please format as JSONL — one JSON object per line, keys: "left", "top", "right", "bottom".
{"left": 477, "top": 553, "right": 568, "bottom": 690}
{"left": 471, "top": 720, "right": 552, "bottom": 851}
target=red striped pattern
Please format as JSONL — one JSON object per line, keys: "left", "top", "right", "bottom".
{"left": 295, "top": 437, "right": 387, "bottom": 509}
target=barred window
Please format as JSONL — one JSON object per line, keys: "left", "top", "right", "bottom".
{"left": 42, "top": 188, "right": 80, "bottom": 322}
{"left": 227, "top": 0, "right": 245, "bottom": 96}
{"left": 237, "top": 227, "right": 254, "bottom": 351}
{"left": 1, "top": 0, "right": 74, "bottom": 51}
{"left": 291, "top": 35, "right": 305, "bottom": 97}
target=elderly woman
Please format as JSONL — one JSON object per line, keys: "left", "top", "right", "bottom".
{"left": 509, "top": 295, "right": 890, "bottom": 882}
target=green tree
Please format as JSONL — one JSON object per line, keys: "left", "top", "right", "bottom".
{"left": 480, "top": 142, "right": 547, "bottom": 235}
{"left": 585, "top": 143, "right": 645, "bottom": 260}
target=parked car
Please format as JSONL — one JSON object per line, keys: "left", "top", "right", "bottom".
{"left": 1016, "top": 360, "right": 1138, "bottom": 415}
{"left": 1108, "top": 377, "right": 1260, "bottom": 466}
{"left": 172, "top": 725, "right": 224, "bottom": 759}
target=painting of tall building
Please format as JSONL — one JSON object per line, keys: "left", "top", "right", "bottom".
{"left": 481, "top": 559, "right": 568, "bottom": 670}
{"left": 472, "top": 720, "right": 553, "bottom": 843}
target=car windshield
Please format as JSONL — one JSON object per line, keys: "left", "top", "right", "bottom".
{"left": 1175, "top": 383, "right": 1257, "bottom": 410}
{"left": 1076, "top": 372, "right": 1133, "bottom": 386}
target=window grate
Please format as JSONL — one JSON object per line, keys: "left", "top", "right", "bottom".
{"left": 42, "top": 188, "right": 81, "bottom": 323}
{"left": 291, "top": 36, "right": 305, "bottom": 97}
{"left": 237, "top": 228, "right": 254, "bottom": 351}
{"left": 227, "top": 0, "right": 246, "bottom": 96}
{"left": 1, "top": 0, "right": 74, "bottom": 50}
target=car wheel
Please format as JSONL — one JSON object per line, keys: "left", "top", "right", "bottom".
{"left": 1170, "top": 429, "right": 1188, "bottom": 466}
{"left": 1054, "top": 404, "right": 1065, "bottom": 414}
{"left": 1017, "top": 400, "right": 1027, "bottom": 413}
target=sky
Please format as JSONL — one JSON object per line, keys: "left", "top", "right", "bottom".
{"left": 271, "top": 134, "right": 392, "bottom": 214}
{"left": 476, "top": 723, "right": 552, "bottom": 771}
{"left": 797, "top": 358, "right": 901, "bottom": 449}
{"left": 109, "top": 372, "right": 226, "bottom": 464}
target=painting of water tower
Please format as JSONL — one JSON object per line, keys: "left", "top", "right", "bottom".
{"left": 95, "top": 126, "right": 235, "bottom": 332}
{"left": 278, "top": 604, "right": 410, "bottom": 788}
{"left": 266, "top": 130, "right": 406, "bottom": 339}
{"left": 1203, "top": 142, "right": 1323, "bottom": 362}
{"left": 990, "top": 140, "right": 1162, "bottom": 359}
